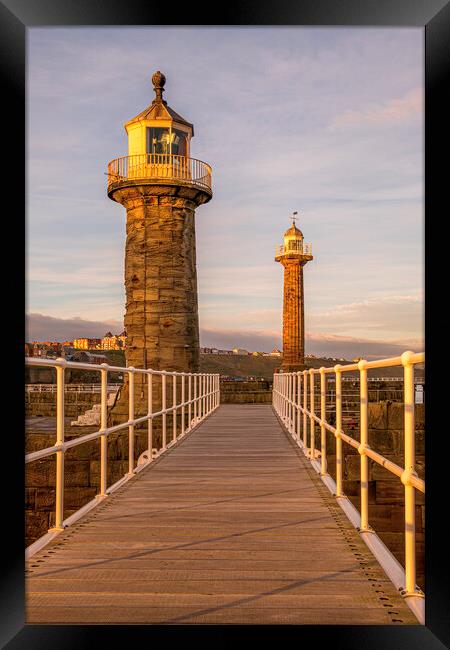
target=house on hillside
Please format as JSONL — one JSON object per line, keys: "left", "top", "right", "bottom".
{"left": 71, "top": 351, "right": 109, "bottom": 365}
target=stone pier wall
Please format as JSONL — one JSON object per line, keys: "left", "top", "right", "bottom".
{"left": 26, "top": 391, "right": 101, "bottom": 418}
{"left": 25, "top": 425, "right": 149, "bottom": 547}
{"left": 315, "top": 401, "right": 425, "bottom": 590}
{"left": 220, "top": 381, "right": 272, "bottom": 404}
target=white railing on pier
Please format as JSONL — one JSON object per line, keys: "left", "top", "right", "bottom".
{"left": 25, "top": 356, "right": 220, "bottom": 557}
{"left": 25, "top": 383, "right": 122, "bottom": 393}
{"left": 272, "top": 350, "right": 425, "bottom": 624}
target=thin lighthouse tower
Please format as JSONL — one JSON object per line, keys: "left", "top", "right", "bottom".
{"left": 275, "top": 212, "right": 313, "bottom": 372}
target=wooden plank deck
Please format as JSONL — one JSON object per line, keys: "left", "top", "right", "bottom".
{"left": 26, "top": 404, "right": 417, "bottom": 625}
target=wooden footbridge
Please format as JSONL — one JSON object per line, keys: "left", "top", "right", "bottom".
{"left": 26, "top": 403, "right": 419, "bottom": 625}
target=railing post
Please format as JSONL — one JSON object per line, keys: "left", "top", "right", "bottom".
{"left": 334, "top": 365, "right": 343, "bottom": 497}
{"left": 188, "top": 374, "right": 192, "bottom": 428}
{"left": 288, "top": 373, "right": 292, "bottom": 433}
{"left": 203, "top": 374, "right": 206, "bottom": 419}
{"left": 402, "top": 351, "right": 418, "bottom": 595}
{"left": 181, "top": 374, "right": 185, "bottom": 436}
{"left": 148, "top": 372, "right": 153, "bottom": 459}
{"left": 50, "top": 359, "right": 65, "bottom": 531}
{"left": 288, "top": 374, "right": 292, "bottom": 432}
{"left": 193, "top": 373, "right": 197, "bottom": 423}
{"left": 358, "top": 360, "right": 370, "bottom": 531}
{"left": 162, "top": 372, "right": 167, "bottom": 450}
{"left": 291, "top": 374, "right": 295, "bottom": 434}
{"left": 309, "top": 369, "right": 315, "bottom": 458}
{"left": 204, "top": 374, "right": 207, "bottom": 416}
{"left": 303, "top": 370, "right": 307, "bottom": 449}
{"left": 320, "top": 367, "right": 327, "bottom": 475}
{"left": 99, "top": 363, "right": 108, "bottom": 497}
{"left": 172, "top": 374, "right": 177, "bottom": 442}
{"left": 128, "top": 368, "right": 135, "bottom": 474}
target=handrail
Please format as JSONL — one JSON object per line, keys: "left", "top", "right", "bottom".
{"left": 272, "top": 350, "right": 425, "bottom": 623}
{"left": 107, "top": 153, "right": 212, "bottom": 193}
{"left": 25, "top": 356, "right": 220, "bottom": 556}
{"left": 26, "top": 383, "right": 122, "bottom": 393}
{"left": 275, "top": 242, "right": 312, "bottom": 257}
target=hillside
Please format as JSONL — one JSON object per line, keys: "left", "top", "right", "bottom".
{"left": 199, "top": 354, "right": 281, "bottom": 379}
{"left": 82, "top": 349, "right": 423, "bottom": 381}
{"left": 199, "top": 354, "right": 424, "bottom": 380}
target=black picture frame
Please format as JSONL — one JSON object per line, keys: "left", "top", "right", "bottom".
{"left": 2, "top": 0, "right": 448, "bottom": 647}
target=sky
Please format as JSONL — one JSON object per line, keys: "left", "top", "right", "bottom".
{"left": 26, "top": 27, "right": 424, "bottom": 359}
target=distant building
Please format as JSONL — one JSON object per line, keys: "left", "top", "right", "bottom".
{"left": 61, "top": 346, "right": 77, "bottom": 359}
{"left": 71, "top": 350, "right": 109, "bottom": 365}
{"left": 233, "top": 348, "right": 249, "bottom": 355}
{"left": 73, "top": 338, "right": 101, "bottom": 350}
{"left": 270, "top": 349, "right": 282, "bottom": 357}
{"left": 30, "top": 342, "right": 63, "bottom": 358}
{"left": 100, "top": 331, "right": 127, "bottom": 350}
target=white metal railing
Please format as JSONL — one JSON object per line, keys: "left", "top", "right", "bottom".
{"left": 25, "top": 356, "right": 220, "bottom": 556}
{"left": 25, "top": 383, "right": 122, "bottom": 393}
{"left": 275, "top": 242, "right": 312, "bottom": 257}
{"left": 107, "top": 153, "right": 212, "bottom": 193}
{"left": 272, "top": 350, "right": 425, "bottom": 624}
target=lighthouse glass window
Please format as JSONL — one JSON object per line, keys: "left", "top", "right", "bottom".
{"left": 147, "top": 127, "right": 170, "bottom": 157}
{"left": 146, "top": 127, "right": 187, "bottom": 157}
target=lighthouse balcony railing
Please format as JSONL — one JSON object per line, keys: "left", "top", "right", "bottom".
{"left": 107, "top": 153, "right": 212, "bottom": 193}
{"left": 25, "top": 355, "right": 220, "bottom": 558}
{"left": 272, "top": 350, "right": 425, "bottom": 624}
{"left": 275, "top": 242, "right": 312, "bottom": 257}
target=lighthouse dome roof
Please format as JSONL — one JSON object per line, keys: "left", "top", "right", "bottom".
{"left": 284, "top": 223, "right": 303, "bottom": 239}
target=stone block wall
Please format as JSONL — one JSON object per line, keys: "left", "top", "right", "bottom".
{"left": 25, "top": 391, "right": 101, "bottom": 418}
{"left": 312, "top": 401, "right": 425, "bottom": 589}
{"left": 220, "top": 381, "right": 272, "bottom": 404}
{"left": 25, "top": 425, "right": 149, "bottom": 547}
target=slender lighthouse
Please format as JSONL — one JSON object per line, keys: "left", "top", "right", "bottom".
{"left": 107, "top": 71, "right": 212, "bottom": 419}
{"left": 275, "top": 214, "right": 313, "bottom": 372}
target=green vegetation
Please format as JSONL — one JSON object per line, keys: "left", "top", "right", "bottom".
{"left": 199, "top": 354, "right": 280, "bottom": 380}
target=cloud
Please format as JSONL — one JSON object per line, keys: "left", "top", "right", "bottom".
{"left": 27, "top": 313, "right": 423, "bottom": 361}
{"left": 307, "top": 294, "right": 424, "bottom": 341}
{"left": 26, "top": 313, "right": 122, "bottom": 341}
{"left": 331, "top": 88, "right": 422, "bottom": 129}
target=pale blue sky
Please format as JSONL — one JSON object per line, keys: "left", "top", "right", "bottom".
{"left": 27, "top": 27, "right": 424, "bottom": 357}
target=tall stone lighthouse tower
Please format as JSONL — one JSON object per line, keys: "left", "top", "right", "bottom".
{"left": 107, "top": 71, "right": 212, "bottom": 417}
{"left": 275, "top": 215, "right": 313, "bottom": 372}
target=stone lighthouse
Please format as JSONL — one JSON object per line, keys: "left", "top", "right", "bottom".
{"left": 275, "top": 215, "right": 313, "bottom": 372}
{"left": 107, "top": 71, "right": 212, "bottom": 417}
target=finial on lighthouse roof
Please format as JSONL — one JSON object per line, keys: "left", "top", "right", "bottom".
{"left": 152, "top": 70, "right": 167, "bottom": 105}
{"left": 284, "top": 211, "right": 303, "bottom": 238}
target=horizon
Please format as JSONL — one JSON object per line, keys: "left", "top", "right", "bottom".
{"left": 27, "top": 27, "right": 424, "bottom": 360}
